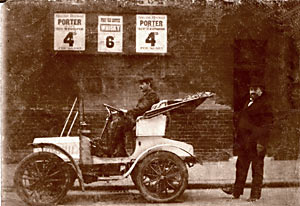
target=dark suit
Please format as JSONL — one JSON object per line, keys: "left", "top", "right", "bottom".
{"left": 108, "top": 89, "right": 159, "bottom": 156}
{"left": 233, "top": 93, "right": 273, "bottom": 199}
{"left": 127, "top": 89, "right": 160, "bottom": 121}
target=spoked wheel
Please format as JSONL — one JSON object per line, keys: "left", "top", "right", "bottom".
{"left": 136, "top": 151, "right": 188, "bottom": 203}
{"left": 14, "top": 152, "right": 73, "bottom": 206}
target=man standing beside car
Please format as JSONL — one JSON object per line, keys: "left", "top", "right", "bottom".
{"left": 222, "top": 82, "right": 274, "bottom": 202}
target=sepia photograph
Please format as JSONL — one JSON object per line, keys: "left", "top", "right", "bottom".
{"left": 1, "top": 0, "right": 299, "bottom": 205}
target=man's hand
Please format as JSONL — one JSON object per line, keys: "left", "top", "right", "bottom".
{"left": 120, "top": 108, "right": 128, "bottom": 113}
{"left": 257, "top": 144, "right": 264, "bottom": 154}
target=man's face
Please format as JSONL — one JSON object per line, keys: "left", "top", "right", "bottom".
{"left": 249, "top": 86, "right": 262, "bottom": 100}
{"left": 139, "top": 82, "right": 151, "bottom": 93}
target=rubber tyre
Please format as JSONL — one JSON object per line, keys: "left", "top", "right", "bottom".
{"left": 135, "top": 151, "right": 188, "bottom": 203}
{"left": 14, "top": 152, "right": 73, "bottom": 206}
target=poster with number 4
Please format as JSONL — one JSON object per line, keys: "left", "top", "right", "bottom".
{"left": 136, "top": 15, "right": 167, "bottom": 53}
{"left": 98, "top": 16, "right": 123, "bottom": 53}
{"left": 54, "top": 13, "right": 86, "bottom": 51}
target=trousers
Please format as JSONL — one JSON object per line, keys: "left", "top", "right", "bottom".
{"left": 234, "top": 148, "right": 265, "bottom": 198}
{"left": 107, "top": 114, "right": 135, "bottom": 156}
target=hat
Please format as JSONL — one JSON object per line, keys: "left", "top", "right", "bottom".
{"left": 249, "top": 73, "right": 265, "bottom": 88}
{"left": 138, "top": 77, "right": 153, "bottom": 84}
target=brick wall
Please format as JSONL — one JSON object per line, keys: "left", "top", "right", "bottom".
{"left": 165, "top": 109, "right": 234, "bottom": 161}
{"left": 3, "top": 108, "right": 234, "bottom": 162}
{"left": 268, "top": 110, "right": 300, "bottom": 160}
{"left": 3, "top": 1, "right": 300, "bottom": 163}
{"left": 4, "top": 107, "right": 299, "bottom": 163}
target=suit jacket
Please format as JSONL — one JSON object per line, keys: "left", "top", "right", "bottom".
{"left": 127, "top": 89, "right": 160, "bottom": 120}
{"left": 234, "top": 93, "right": 273, "bottom": 153}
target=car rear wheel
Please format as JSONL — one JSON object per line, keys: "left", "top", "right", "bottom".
{"left": 135, "top": 151, "right": 188, "bottom": 203}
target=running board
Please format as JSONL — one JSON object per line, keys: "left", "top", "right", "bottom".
{"left": 92, "top": 156, "right": 132, "bottom": 164}
{"left": 97, "top": 175, "right": 126, "bottom": 181}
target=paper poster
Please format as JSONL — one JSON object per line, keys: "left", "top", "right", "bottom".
{"left": 136, "top": 15, "right": 167, "bottom": 53}
{"left": 98, "top": 16, "right": 123, "bottom": 53}
{"left": 54, "top": 13, "right": 85, "bottom": 51}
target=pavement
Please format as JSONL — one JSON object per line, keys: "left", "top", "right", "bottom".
{"left": 2, "top": 157, "right": 299, "bottom": 191}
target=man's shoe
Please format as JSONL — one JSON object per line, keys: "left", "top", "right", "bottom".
{"left": 247, "top": 197, "right": 260, "bottom": 202}
{"left": 222, "top": 187, "right": 240, "bottom": 199}
{"left": 222, "top": 187, "right": 233, "bottom": 195}
{"left": 233, "top": 194, "right": 240, "bottom": 199}
{"left": 112, "top": 149, "right": 128, "bottom": 157}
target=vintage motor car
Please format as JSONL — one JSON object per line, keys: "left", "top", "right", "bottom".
{"left": 13, "top": 92, "right": 214, "bottom": 206}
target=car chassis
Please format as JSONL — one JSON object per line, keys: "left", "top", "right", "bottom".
{"left": 14, "top": 92, "right": 214, "bottom": 205}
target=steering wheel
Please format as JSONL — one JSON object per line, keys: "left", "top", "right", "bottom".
{"left": 103, "top": 103, "right": 123, "bottom": 112}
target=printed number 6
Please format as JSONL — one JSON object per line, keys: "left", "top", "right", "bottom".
{"left": 106, "top": 36, "right": 114, "bottom": 48}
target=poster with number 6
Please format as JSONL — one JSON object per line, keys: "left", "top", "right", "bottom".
{"left": 136, "top": 15, "right": 167, "bottom": 53}
{"left": 98, "top": 16, "right": 123, "bottom": 53}
{"left": 54, "top": 13, "right": 86, "bottom": 51}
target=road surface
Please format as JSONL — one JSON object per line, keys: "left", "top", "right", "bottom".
{"left": 2, "top": 187, "right": 299, "bottom": 206}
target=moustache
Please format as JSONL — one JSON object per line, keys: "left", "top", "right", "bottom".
{"left": 250, "top": 93, "right": 258, "bottom": 98}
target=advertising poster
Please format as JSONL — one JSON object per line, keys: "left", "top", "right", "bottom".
{"left": 98, "top": 16, "right": 123, "bottom": 53}
{"left": 136, "top": 14, "right": 167, "bottom": 53}
{"left": 54, "top": 13, "right": 86, "bottom": 51}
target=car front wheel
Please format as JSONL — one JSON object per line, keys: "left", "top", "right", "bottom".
{"left": 14, "top": 152, "right": 73, "bottom": 206}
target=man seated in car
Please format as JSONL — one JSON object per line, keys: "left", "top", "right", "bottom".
{"left": 107, "top": 77, "right": 160, "bottom": 157}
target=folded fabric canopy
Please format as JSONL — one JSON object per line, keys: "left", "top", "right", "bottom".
{"left": 143, "top": 92, "right": 215, "bottom": 119}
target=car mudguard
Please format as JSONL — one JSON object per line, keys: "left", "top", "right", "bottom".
{"left": 123, "top": 144, "right": 201, "bottom": 178}
{"left": 30, "top": 143, "right": 85, "bottom": 191}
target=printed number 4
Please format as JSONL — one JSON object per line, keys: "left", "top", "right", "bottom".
{"left": 145, "top": 32, "right": 157, "bottom": 46}
{"left": 64, "top": 32, "right": 74, "bottom": 47}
